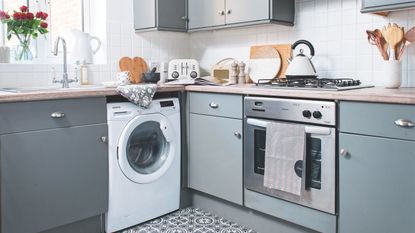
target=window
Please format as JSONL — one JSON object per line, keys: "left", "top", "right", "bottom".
{"left": 0, "top": 0, "right": 86, "bottom": 63}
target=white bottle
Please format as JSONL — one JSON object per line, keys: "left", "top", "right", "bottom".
{"left": 80, "top": 61, "right": 88, "bottom": 85}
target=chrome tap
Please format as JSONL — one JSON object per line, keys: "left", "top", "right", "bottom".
{"left": 53, "top": 37, "right": 77, "bottom": 88}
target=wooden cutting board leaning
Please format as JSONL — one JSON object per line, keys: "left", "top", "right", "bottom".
{"left": 119, "top": 57, "right": 148, "bottom": 84}
{"left": 250, "top": 44, "right": 292, "bottom": 79}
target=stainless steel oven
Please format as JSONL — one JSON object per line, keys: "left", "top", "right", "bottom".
{"left": 244, "top": 97, "right": 336, "bottom": 214}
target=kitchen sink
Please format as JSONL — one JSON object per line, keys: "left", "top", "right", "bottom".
{"left": 0, "top": 85, "right": 105, "bottom": 93}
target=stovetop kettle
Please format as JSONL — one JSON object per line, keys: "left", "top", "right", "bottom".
{"left": 285, "top": 40, "right": 317, "bottom": 79}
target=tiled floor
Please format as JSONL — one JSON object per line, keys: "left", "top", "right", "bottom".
{"left": 121, "top": 207, "right": 258, "bottom": 233}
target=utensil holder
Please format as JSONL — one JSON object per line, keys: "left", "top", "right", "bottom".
{"left": 378, "top": 60, "right": 401, "bottom": 88}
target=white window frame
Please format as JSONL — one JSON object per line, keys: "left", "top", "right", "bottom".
{"left": 0, "top": 0, "right": 91, "bottom": 64}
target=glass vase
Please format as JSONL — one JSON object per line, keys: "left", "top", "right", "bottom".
{"left": 15, "top": 40, "right": 33, "bottom": 62}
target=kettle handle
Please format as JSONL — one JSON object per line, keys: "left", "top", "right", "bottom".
{"left": 90, "top": 36, "right": 102, "bottom": 54}
{"left": 292, "top": 40, "right": 315, "bottom": 58}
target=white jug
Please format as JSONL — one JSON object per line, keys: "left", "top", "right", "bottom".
{"left": 69, "top": 29, "right": 101, "bottom": 64}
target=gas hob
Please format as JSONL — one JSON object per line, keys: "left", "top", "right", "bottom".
{"left": 254, "top": 78, "right": 374, "bottom": 91}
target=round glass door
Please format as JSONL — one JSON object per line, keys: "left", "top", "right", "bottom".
{"left": 118, "top": 114, "right": 176, "bottom": 183}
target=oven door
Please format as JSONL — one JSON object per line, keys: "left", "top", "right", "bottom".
{"left": 244, "top": 117, "right": 336, "bottom": 214}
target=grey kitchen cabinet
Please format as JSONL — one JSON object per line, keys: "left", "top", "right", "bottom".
{"left": 188, "top": 0, "right": 294, "bottom": 30}
{"left": 134, "top": 0, "right": 187, "bottom": 32}
{"left": 361, "top": 0, "right": 415, "bottom": 13}
{"left": 187, "top": 92, "right": 243, "bottom": 205}
{"left": 0, "top": 98, "right": 108, "bottom": 233}
{"left": 338, "top": 101, "right": 415, "bottom": 233}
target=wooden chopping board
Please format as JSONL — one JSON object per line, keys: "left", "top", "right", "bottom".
{"left": 250, "top": 44, "right": 292, "bottom": 78}
{"left": 119, "top": 57, "right": 148, "bottom": 84}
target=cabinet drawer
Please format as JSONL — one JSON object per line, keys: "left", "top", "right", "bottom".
{"left": 340, "top": 101, "right": 415, "bottom": 141}
{"left": 189, "top": 92, "right": 242, "bottom": 119}
{"left": 0, "top": 97, "right": 107, "bottom": 134}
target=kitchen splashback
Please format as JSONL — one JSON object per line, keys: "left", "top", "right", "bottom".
{"left": 190, "top": 0, "right": 415, "bottom": 87}
{"left": 1, "top": 0, "right": 414, "bottom": 87}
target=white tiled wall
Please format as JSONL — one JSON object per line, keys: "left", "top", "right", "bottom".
{"left": 1, "top": 0, "right": 415, "bottom": 87}
{"left": 0, "top": 0, "right": 189, "bottom": 87}
{"left": 189, "top": 0, "right": 415, "bottom": 87}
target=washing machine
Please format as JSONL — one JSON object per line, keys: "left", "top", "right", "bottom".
{"left": 105, "top": 98, "right": 181, "bottom": 233}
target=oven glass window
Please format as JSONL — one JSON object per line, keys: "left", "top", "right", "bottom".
{"left": 254, "top": 129, "right": 266, "bottom": 175}
{"left": 308, "top": 137, "right": 322, "bottom": 190}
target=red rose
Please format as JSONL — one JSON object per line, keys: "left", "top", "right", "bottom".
{"left": 13, "top": 12, "right": 21, "bottom": 20}
{"left": 40, "top": 21, "right": 48, "bottom": 28}
{"left": 27, "top": 12, "right": 34, "bottom": 20}
{"left": 5, "top": 13, "right": 10, "bottom": 19}
{"left": 41, "top": 12, "right": 48, "bottom": 20}
{"left": 20, "top": 13, "right": 27, "bottom": 20}
{"left": 20, "top": 5, "right": 28, "bottom": 12}
{"left": 0, "top": 10, "right": 5, "bottom": 19}
{"left": 35, "top": 11, "right": 48, "bottom": 20}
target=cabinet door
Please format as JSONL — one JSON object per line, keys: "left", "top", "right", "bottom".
{"left": 188, "top": 0, "right": 225, "bottom": 29}
{"left": 134, "top": 0, "right": 156, "bottom": 30}
{"left": 362, "top": 0, "right": 415, "bottom": 12}
{"left": 158, "top": 0, "right": 187, "bottom": 30}
{"left": 188, "top": 114, "right": 243, "bottom": 205}
{"left": 339, "top": 133, "right": 415, "bottom": 233}
{"left": 1, "top": 124, "right": 108, "bottom": 233}
{"left": 225, "top": 0, "right": 269, "bottom": 25}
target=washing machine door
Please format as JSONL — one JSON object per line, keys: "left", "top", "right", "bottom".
{"left": 117, "top": 113, "right": 176, "bottom": 184}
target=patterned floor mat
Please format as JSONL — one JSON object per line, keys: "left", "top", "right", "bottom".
{"left": 121, "top": 207, "right": 258, "bottom": 233}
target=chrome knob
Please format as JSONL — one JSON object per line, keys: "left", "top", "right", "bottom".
{"left": 340, "top": 149, "right": 349, "bottom": 157}
{"left": 227, "top": 9, "right": 232, "bottom": 14}
{"left": 209, "top": 102, "right": 219, "bottom": 109}
{"left": 101, "top": 136, "right": 108, "bottom": 143}
{"left": 234, "top": 132, "right": 242, "bottom": 139}
{"left": 51, "top": 112, "right": 65, "bottom": 118}
{"left": 180, "top": 16, "right": 188, "bottom": 21}
{"left": 394, "top": 119, "right": 414, "bottom": 128}
{"left": 218, "top": 10, "right": 225, "bottom": 16}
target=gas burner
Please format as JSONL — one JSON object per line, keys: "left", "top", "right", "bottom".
{"left": 255, "top": 78, "right": 373, "bottom": 91}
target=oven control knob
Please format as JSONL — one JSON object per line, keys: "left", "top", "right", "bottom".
{"left": 313, "top": 111, "right": 322, "bottom": 119}
{"left": 302, "top": 110, "right": 312, "bottom": 118}
{"left": 171, "top": 71, "right": 179, "bottom": 79}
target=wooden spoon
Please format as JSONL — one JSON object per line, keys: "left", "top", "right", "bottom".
{"left": 374, "top": 29, "right": 390, "bottom": 60}
{"left": 382, "top": 23, "right": 404, "bottom": 60}
{"left": 398, "top": 27, "right": 415, "bottom": 60}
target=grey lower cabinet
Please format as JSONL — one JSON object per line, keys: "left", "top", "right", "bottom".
{"left": 188, "top": 0, "right": 294, "bottom": 30}
{"left": 0, "top": 98, "right": 108, "bottom": 233}
{"left": 187, "top": 92, "right": 243, "bottom": 205}
{"left": 361, "top": 0, "right": 415, "bottom": 13}
{"left": 339, "top": 101, "right": 415, "bottom": 233}
{"left": 134, "top": 0, "right": 187, "bottom": 32}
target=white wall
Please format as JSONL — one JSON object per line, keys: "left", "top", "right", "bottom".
{"left": 0, "top": 0, "right": 189, "bottom": 87}
{"left": 189, "top": 0, "right": 415, "bottom": 87}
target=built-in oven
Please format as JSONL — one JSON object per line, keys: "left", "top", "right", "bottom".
{"left": 244, "top": 97, "right": 336, "bottom": 214}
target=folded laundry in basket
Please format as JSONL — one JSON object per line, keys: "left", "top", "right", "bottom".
{"left": 263, "top": 122, "right": 305, "bottom": 196}
{"left": 117, "top": 84, "right": 157, "bottom": 108}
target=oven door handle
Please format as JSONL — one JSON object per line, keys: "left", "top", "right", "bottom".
{"left": 247, "top": 118, "right": 331, "bottom": 136}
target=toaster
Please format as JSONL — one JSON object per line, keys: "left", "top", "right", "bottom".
{"left": 168, "top": 59, "right": 200, "bottom": 80}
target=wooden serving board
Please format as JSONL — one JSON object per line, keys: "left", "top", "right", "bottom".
{"left": 119, "top": 57, "right": 148, "bottom": 84}
{"left": 250, "top": 44, "right": 292, "bottom": 78}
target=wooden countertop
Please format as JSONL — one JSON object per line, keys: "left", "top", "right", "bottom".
{"left": 0, "top": 84, "right": 414, "bottom": 104}
{"left": 0, "top": 85, "right": 185, "bottom": 103}
{"left": 186, "top": 84, "right": 415, "bottom": 105}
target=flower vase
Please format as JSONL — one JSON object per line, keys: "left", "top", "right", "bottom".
{"left": 15, "top": 40, "right": 33, "bottom": 62}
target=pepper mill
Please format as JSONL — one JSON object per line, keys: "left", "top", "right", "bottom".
{"left": 237, "top": 62, "right": 246, "bottom": 84}
{"left": 230, "top": 61, "right": 238, "bottom": 84}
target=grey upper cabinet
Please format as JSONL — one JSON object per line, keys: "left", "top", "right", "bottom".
{"left": 339, "top": 101, "right": 415, "bottom": 233}
{"left": 0, "top": 98, "right": 108, "bottom": 233}
{"left": 188, "top": 0, "right": 294, "bottom": 31}
{"left": 188, "top": 0, "right": 225, "bottom": 29}
{"left": 225, "top": 0, "right": 269, "bottom": 25}
{"left": 361, "top": 0, "right": 415, "bottom": 13}
{"left": 134, "top": 0, "right": 187, "bottom": 32}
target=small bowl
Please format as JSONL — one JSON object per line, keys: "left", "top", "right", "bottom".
{"left": 142, "top": 72, "right": 160, "bottom": 83}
